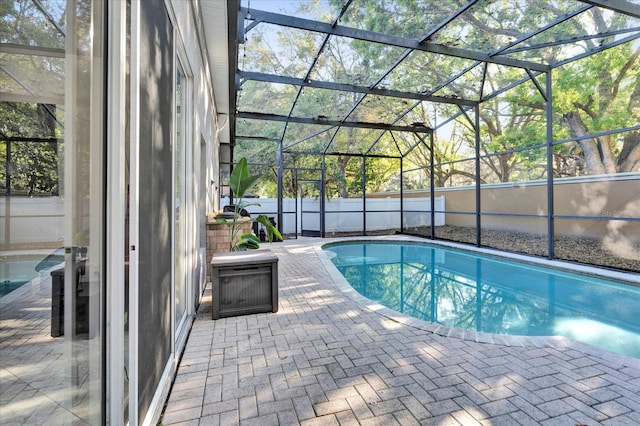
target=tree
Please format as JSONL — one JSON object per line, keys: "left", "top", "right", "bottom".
{"left": 0, "top": 102, "right": 60, "bottom": 195}
{"left": 556, "top": 42, "right": 640, "bottom": 174}
{"left": 1, "top": 0, "right": 65, "bottom": 196}
{"left": 453, "top": 72, "right": 548, "bottom": 184}
{"left": 238, "top": 1, "right": 640, "bottom": 189}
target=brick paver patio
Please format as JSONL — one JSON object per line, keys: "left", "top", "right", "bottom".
{"left": 161, "top": 237, "right": 640, "bottom": 426}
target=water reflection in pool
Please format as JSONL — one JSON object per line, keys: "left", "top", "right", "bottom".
{"left": 0, "top": 251, "right": 64, "bottom": 297}
{"left": 324, "top": 242, "right": 640, "bottom": 359}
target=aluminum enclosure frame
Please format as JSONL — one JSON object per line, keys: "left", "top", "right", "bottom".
{"left": 224, "top": 0, "right": 640, "bottom": 260}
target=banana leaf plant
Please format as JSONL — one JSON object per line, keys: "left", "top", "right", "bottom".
{"left": 217, "top": 157, "right": 282, "bottom": 251}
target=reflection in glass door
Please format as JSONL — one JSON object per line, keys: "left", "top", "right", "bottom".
{"left": 0, "top": 0, "right": 105, "bottom": 423}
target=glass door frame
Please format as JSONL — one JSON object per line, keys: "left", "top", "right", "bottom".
{"left": 106, "top": 0, "right": 128, "bottom": 423}
{"left": 172, "top": 39, "right": 193, "bottom": 351}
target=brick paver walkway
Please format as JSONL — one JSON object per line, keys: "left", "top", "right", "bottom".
{"left": 161, "top": 237, "right": 640, "bottom": 425}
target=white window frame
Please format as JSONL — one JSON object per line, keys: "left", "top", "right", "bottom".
{"left": 172, "top": 39, "right": 194, "bottom": 354}
{"left": 106, "top": 0, "right": 128, "bottom": 424}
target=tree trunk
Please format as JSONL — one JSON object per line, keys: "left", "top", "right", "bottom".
{"left": 598, "top": 134, "right": 617, "bottom": 174}
{"left": 336, "top": 155, "right": 350, "bottom": 198}
{"left": 499, "top": 153, "right": 512, "bottom": 182}
{"left": 564, "top": 112, "right": 606, "bottom": 175}
{"left": 618, "top": 132, "right": 640, "bottom": 172}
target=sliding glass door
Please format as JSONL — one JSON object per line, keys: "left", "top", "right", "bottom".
{"left": 0, "top": 0, "right": 106, "bottom": 423}
{"left": 174, "top": 57, "right": 188, "bottom": 336}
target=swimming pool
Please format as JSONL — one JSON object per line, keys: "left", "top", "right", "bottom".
{"left": 0, "top": 252, "right": 64, "bottom": 297}
{"left": 324, "top": 241, "right": 640, "bottom": 359}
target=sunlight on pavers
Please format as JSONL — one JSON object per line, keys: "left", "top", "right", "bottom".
{"left": 161, "top": 238, "right": 640, "bottom": 425}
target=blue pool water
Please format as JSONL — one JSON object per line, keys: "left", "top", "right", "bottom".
{"left": 324, "top": 241, "right": 640, "bottom": 359}
{"left": 0, "top": 253, "right": 64, "bottom": 297}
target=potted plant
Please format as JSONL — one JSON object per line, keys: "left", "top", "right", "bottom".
{"left": 216, "top": 157, "right": 282, "bottom": 250}
{"left": 209, "top": 157, "right": 282, "bottom": 319}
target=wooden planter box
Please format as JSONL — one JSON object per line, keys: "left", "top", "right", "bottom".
{"left": 210, "top": 250, "right": 279, "bottom": 319}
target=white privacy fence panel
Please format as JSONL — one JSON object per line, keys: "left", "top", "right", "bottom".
{"left": 1, "top": 197, "right": 65, "bottom": 246}
{"left": 403, "top": 196, "right": 446, "bottom": 228}
{"left": 222, "top": 196, "right": 445, "bottom": 235}
{"left": 325, "top": 199, "right": 363, "bottom": 233}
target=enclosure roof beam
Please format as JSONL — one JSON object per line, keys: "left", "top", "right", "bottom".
{"left": 403, "top": 132, "right": 431, "bottom": 158}
{"left": 277, "top": 0, "right": 355, "bottom": 155}
{"left": 240, "top": 71, "right": 478, "bottom": 106}
{"left": 357, "top": 97, "right": 433, "bottom": 158}
{"left": 501, "top": 27, "right": 640, "bottom": 55}
{"left": 0, "top": 92, "right": 63, "bottom": 105}
{"left": 0, "top": 64, "right": 64, "bottom": 128}
{"left": 283, "top": 149, "right": 402, "bottom": 159}
{"left": 236, "top": 111, "right": 432, "bottom": 133}
{"left": 490, "top": 4, "right": 592, "bottom": 58}
{"left": 419, "top": 0, "right": 480, "bottom": 43}
{"left": 552, "top": 124, "right": 640, "bottom": 145}
{"left": 551, "top": 32, "right": 640, "bottom": 68}
{"left": 235, "top": 135, "right": 281, "bottom": 142}
{"left": 579, "top": 0, "right": 640, "bottom": 18}
{"left": 32, "top": 0, "right": 65, "bottom": 37}
{"left": 241, "top": 7, "right": 550, "bottom": 72}
{"left": 0, "top": 43, "right": 65, "bottom": 58}
{"left": 284, "top": 126, "right": 338, "bottom": 150}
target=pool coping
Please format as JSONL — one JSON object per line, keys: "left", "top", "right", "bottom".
{"left": 0, "top": 263, "right": 60, "bottom": 308}
{"left": 0, "top": 273, "right": 47, "bottom": 308}
{"left": 0, "top": 250, "right": 65, "bottom": 307}
{"left": 313, "top": 235, "right": 640, "bottom": 370}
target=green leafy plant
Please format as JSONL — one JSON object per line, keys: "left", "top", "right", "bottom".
{"left": 217, "top": 157, "right": 282, "bottom": 251}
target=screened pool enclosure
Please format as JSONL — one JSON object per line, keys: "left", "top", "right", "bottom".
{"left": 219, "top": 0, "right": 640, "bottom": 272}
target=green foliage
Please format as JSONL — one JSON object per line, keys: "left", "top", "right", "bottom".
{"left": 555, "top": 43, "right": 639, "bottom": 131}
{"left": 552, "top": 43, "right": 639, "bottom": 173}
{"left": 3, "top": 139, "right": 59, "bottom": 195}
{"left": 229, "top": 157, "right": 260, "bottom": 199}
{"left": 225, "top": 158, "right": 282, "bottom": 251}
{"left": 0, "top": 0, "right": 65, "bottom": 48}
{"left": 1, "top": 102, "right": 60, "bottom": 195}
{"left": 237, "top": 231, "right": 261, "bottom": 250}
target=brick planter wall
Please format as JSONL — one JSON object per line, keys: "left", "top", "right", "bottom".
{"left": 206, "top": 219, "right": 253, "bottom": 268}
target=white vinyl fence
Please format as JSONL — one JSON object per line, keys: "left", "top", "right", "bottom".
{"left": 222, "top": 196, "right": 445, "bottom": 235}
{"left": 1, "top": 197, "right": 65, "bottom": 246}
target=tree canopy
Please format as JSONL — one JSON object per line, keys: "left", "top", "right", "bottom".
{"left": 234, "top": 1, "right": 639, "bottom": 197}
